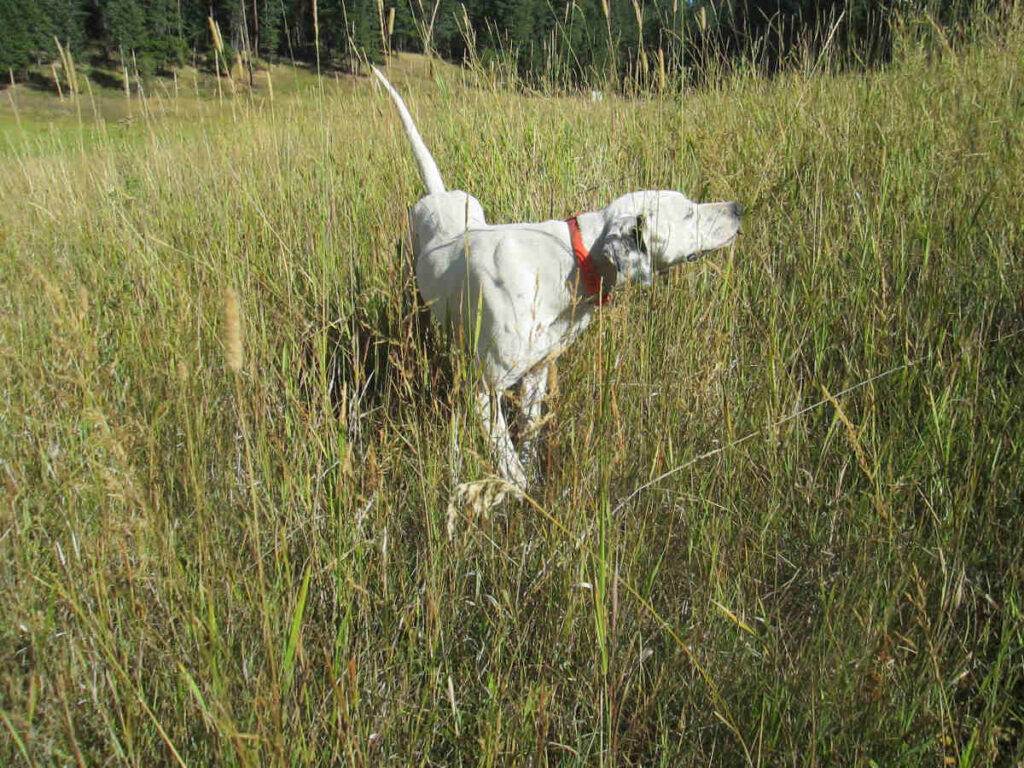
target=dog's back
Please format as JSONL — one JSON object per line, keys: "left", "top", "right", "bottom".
{"left": 409, "top": 191, "right": 487, "bottom": 257}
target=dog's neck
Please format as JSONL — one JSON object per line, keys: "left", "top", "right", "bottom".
{"left": 569, "top": 211, "right": 619, "bottom": 299}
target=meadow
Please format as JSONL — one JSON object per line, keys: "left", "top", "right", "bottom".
{"left": 1, "top": 10, "right": 1023, "bottom": 766}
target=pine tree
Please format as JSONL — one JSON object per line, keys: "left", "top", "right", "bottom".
{"left": 258, "top": 0, "right": 284, "bottom": 60}
{"left": 104, "top": 0, "right": 146, "bottom": 57}
{"left": 0, "top": 0, "right": 39, "bottom": 74}
{"left": 386, "top": 1, "right": 417, "bottom": 53}
{"left": 146, "top": 0, "right": 184, "bottom": 67}
{"left": 41, "top": 0, "right": 86, "bottom": 52}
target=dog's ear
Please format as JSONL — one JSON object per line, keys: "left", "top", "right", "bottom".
{"left": 633, "top": 214, "right": 647, "bottom": 253}
{"left": 602, "top": 214, "right": 653, "bottom": 286}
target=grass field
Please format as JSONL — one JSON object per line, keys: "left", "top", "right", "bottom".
{"left": 2, "top": 11, "right": 1023, "bottom": 766}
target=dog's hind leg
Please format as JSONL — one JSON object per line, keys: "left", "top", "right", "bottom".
{"left": 476, "top": 389, "right": 528, "bottom": 489}
{"left": 515, "top": 366, "right": 549, "bottom": 483}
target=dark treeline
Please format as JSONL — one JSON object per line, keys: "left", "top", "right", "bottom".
{"left": 0, "top": 0, "right": 996, "bottom": 88}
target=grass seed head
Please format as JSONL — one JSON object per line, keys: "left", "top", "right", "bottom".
{"left": 224, "top": 287, "right": 243, "bottom": 372}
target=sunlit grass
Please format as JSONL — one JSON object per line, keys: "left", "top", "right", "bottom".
{"left": 1, "top": 13, "right": 1023, "bottom": 765}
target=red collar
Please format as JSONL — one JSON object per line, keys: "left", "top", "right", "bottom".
{"left": 566, "top": 215, "right": 610, "bottom": 305}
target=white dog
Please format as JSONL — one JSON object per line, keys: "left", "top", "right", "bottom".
{"left": 372, "top": 67, "right": 742, "bottom": 488}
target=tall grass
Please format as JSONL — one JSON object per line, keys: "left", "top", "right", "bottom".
{"left": 1, "top": 10, "right": 1023, "bottom": 765}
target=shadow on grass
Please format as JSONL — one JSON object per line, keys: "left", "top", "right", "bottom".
{"left": 21, "top": 71, "right": 61, "bottom": 94}
{"left": 86, "top": 69, "right": 125, "bottom": 91}
{"left": 301, "top": 242, "right": 456, "bottom": 434}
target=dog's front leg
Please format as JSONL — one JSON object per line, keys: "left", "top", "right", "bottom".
{"left": 515, "top": 366, "right": 549, "bottom": 482}
{"left": 476, "top": 388, "right": 528, "bottom": 489}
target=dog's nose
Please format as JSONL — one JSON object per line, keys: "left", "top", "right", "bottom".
{"left": 730, "top": 202, "right": 743, "bottom": 218}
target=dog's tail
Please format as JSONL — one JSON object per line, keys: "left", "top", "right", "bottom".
{"left": 371, "top": 66, "right": 446, "bottom": 197}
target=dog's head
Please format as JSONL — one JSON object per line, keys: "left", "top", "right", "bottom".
{"left": 601, "top": 191, "right": 742, "bottom": 285}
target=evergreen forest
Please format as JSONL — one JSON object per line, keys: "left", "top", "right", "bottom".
{"left": 0, "top": 0, "right": 998, "bottom": 88}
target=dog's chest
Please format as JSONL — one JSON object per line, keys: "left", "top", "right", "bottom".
{"left": 477, "top": 301, "right": 594, "bottom": 390}
{"left": 416, "top": 234, "right": 594, "bottom": 390}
